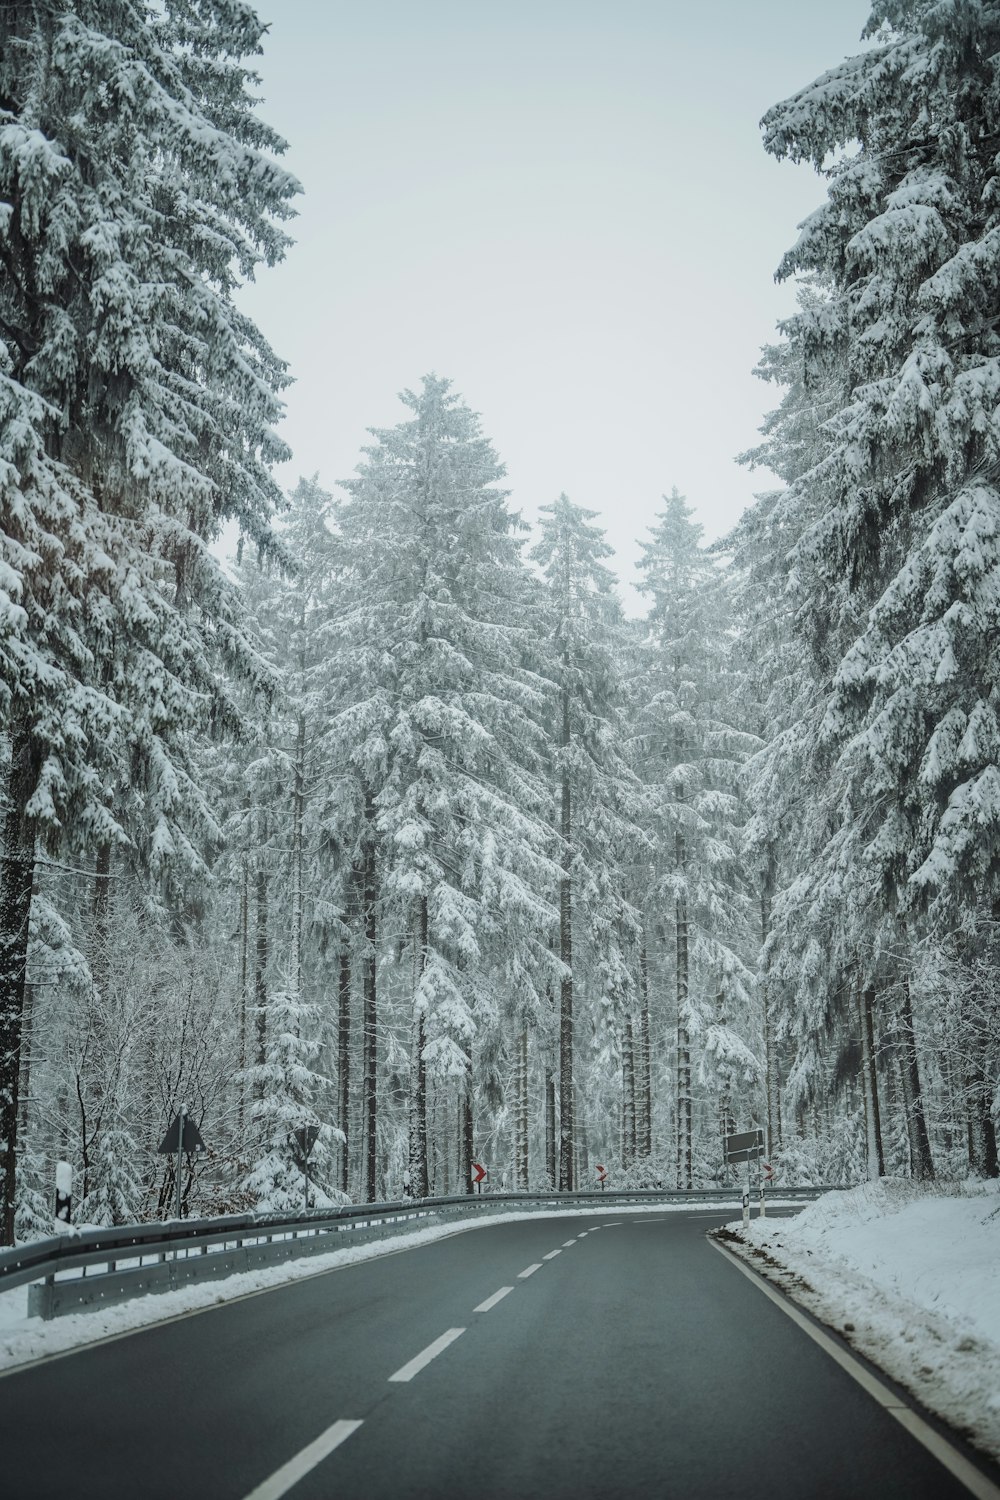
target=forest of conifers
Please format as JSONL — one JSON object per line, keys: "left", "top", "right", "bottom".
{"left": 1, "top": 2, "right": 999, "bottom": 1244}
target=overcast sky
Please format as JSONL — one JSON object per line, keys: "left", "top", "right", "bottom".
{"left": 239, "top": 0, "right": 872, "bottom": 610}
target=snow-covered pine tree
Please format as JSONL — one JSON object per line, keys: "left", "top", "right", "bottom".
{"left": 531, "top": 494, "right": 643, "bottom": 1191}
{"left": 762, "top": 0, "right": 1000, "bottom": 1174}
{"left": 230, "top": 476, "right": 350, "bottom": 1205}
{"left": 729, "top": 300, "right": 866, "bottom": 1171}
{"left": 733, "top": 295, "right": 909, "bottom": 1183}
{"left": 636, "top": 490, "right": 756, "bottom": 1188}
{"left": 0, "top": 3, "right": 298, "bottom": 1238}
{"left": 329, "top": 376, "right": 559, "bottom": 1200}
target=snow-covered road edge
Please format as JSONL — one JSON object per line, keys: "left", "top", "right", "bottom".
{"left": 712, "top": 1214, "right": 1000, "bottom": 1466}
{"left": 0, "top": 1198, "right": 771, "bottom": 1375}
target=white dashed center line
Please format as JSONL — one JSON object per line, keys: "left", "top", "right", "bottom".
{"left": 518, "top": 1262, "right": 543, "bottom": 1279}
{"left": 241, "top": 1420, "right": 363, "bottom": 1500}
{"left": 543, "top": 1249, "right": 562, "bottom": 1260}
{"left": 474, "top": 1286, "right": 513, "bottom": 1313}
{"left": 562, "top": 1240, "right": 577, "bottom": 1247}
{"left": 388, "top": 1328, "right": 465, "bottom": 1382}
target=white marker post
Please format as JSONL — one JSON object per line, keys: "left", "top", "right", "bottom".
{"left": 55, "top": 1160, "right": 72, "bottom": 1224}
{"left": 724, "top": 1129, "right": 764, "bottom": 1228}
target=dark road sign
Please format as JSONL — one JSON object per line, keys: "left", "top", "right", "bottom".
{"left": 157, "top": 1114, "right": 207, "bottom": 1156}
{"left": 724, "top": 1129, "right": 764, "bottom": 1163}
{"left": 292, "top": 1125, "right": 320, "bottom": 1167}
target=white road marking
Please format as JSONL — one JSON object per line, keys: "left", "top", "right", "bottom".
{"left": 241, "top": 1419, "right": 363, "bottom": 1500}
{"left": 602, "top": 1222, "right": 623, "bottom": 1227}
{"left": 712, "top": 1240, "right": 1000, "bottom": 1500}
{"left": 474, "top": 1286, "right": 513, "bottom": 1313}
{"left": 562, "top": 1240, "right": 577, "bottom": 1247}
{"left": 518, "top": 1262, "right": 543, "bottom": 1278}
{"left": 388, "top": 1327, "right": 465, "bottom": 1382}
{"left": 542, "top": 1249, "right": 562, "bottom": 1260}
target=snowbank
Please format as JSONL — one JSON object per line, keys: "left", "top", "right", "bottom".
{"left": 717, "top": 1179, "right": 1000, "bottom": 1463}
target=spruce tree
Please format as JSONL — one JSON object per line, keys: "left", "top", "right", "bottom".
{"left": 328, "top": 376, "right": 558, "bottom": 1199}
{"left": 761, "top": 0, "right": 1000, "bottom": 1173}
{"left": 531, "top": 494, "right": 642, "bottom": 1191}
{"left": 0, "top": 1, "right": 298, "bottom": 1239}
{"left": 636, "top": 490, "right": 756, "bottom": 1187}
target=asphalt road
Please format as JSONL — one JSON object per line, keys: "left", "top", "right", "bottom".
{"left": 0, "top": 1208, "right": 990, "bottom": 1499}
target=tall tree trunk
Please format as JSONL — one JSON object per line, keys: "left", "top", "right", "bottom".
{"left": 362, "top": 789, "right": 379, "bottom": 1203}
{"left": 558, "top": 682, "right": 574, "bottom": 1191}
{"left": 577, "top": 1085, "right": 589, "bottom": 1181}
{"left": 897, "top": 976, "right": 934, "bottom": 1180}
{"left": 75, "top": 1070, "right": 92, "bottom": 1202}
{"left": 859, "top": 981, "right": 885, "bottom": 1179}
{"left": 289, "top": 711, "right": 306, "bottom": 1007}
{"left": 545, "top": 1067, "right": 556, "bottom": 1187}
{"left": 638, "top": 934, "right": 652, "bottom": 1158}
{"left": 92, "top": 843, "right": 112, "bottom": 998}
{"left": 516, "top": 1029, "right": 529, "bottom": 1191}
{"left": 760, "top": 847, "right": 781, "bottom": 1158}
{"left": 716, "top": 988, "right": 736, "bottom": 1162}
{"left": 254, "top": 860, "right": 268, "bottom": 1086}
{"left": 17, "top": 981, "right": 33, "bottom": 1142}
{"left": 622, "top": 1015, "right": 636, "bottom": 1170}
{"left": 0, "top": 731, "right": 40, "bottom": 1243}
{"left": 238, "top": 856, "right": 249, "bottom": 1135}
{"left": 460, "top": 1044, "right": 474, "bottom": 1194}
{"left": 675, "top": 828, "right": 692, "bottom": 1190}
{"left": 338, "top": 940, "right": 351, "bottom": 1195}
{"left": 409, "top": 895, "right": 429, "bottom": 1198}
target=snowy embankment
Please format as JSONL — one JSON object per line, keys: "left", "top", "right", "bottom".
{"left": 0, "top": 1198, "right": 785, "bottom": 1374}
{"left": 716, "top": 1180, "right": 1000, "bottom": 1462}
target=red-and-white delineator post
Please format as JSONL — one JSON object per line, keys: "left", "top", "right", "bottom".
{"left": 471, "top": 1161, "right": 487, "bottom": 1194}
{"left": 595, "top": 1164, "right": 608, "bottom": 1190}
{"left": 760, "top": 1161, "right": 774, "bottom": 1218}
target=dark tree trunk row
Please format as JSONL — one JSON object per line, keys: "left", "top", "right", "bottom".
{"left": 0, "top": 730, "right": 40, "bottom": 1243}
{"left": 362, "top": 789, "right": 378, "bottom": 1202}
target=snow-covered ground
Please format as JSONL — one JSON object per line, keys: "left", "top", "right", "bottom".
{"left": 718, "top": 1179, "right": 1000, "bottom": 1463}
{"left": 0, "top": 1199, "right": 786, "bottom": 1374}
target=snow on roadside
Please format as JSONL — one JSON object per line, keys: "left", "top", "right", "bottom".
{"left": 716, "top": 1179, "right": 1000, "bottom": 1463}
{"left": 0, "top": 1198, "right": 774, "bottom": 1374}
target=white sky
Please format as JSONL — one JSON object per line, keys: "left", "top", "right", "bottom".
{"left": 238, "top": 0, "right": 872, "bottom": 611}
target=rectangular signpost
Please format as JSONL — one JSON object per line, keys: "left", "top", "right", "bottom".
{"left": 724, "top": 1129, "right": 765, "bottom": 1225}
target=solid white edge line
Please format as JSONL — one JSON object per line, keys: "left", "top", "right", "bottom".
{"left": 518, "top": 1263, "right": 542, "bottom": 1278}
{"left": 542, "top": 1249, "right": 562, "bottom": 1260}
{"left": 474, "top": 1286, "right": 513, "bottom": 1313}
{"left": 241, "top": 1419, "right": 363, "bottom": 1500}
{"left": 388, "top": 1327, "right": 465, "bottom": 1383}
{"left": 710, "top": 1239, "right": 1000, "bottom": 1500}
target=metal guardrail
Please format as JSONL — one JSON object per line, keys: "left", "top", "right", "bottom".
{"left": 0, "top": 1186, "right": 830, "bottom": 1320}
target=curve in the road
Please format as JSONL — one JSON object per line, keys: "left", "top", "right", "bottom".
{"left": 0, "top": 1210, "right": 996, "bottom": 1500}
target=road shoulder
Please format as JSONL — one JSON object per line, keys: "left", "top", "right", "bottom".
{"left": 710, "top": 1222, "right": 1000, "bottom": 1490}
